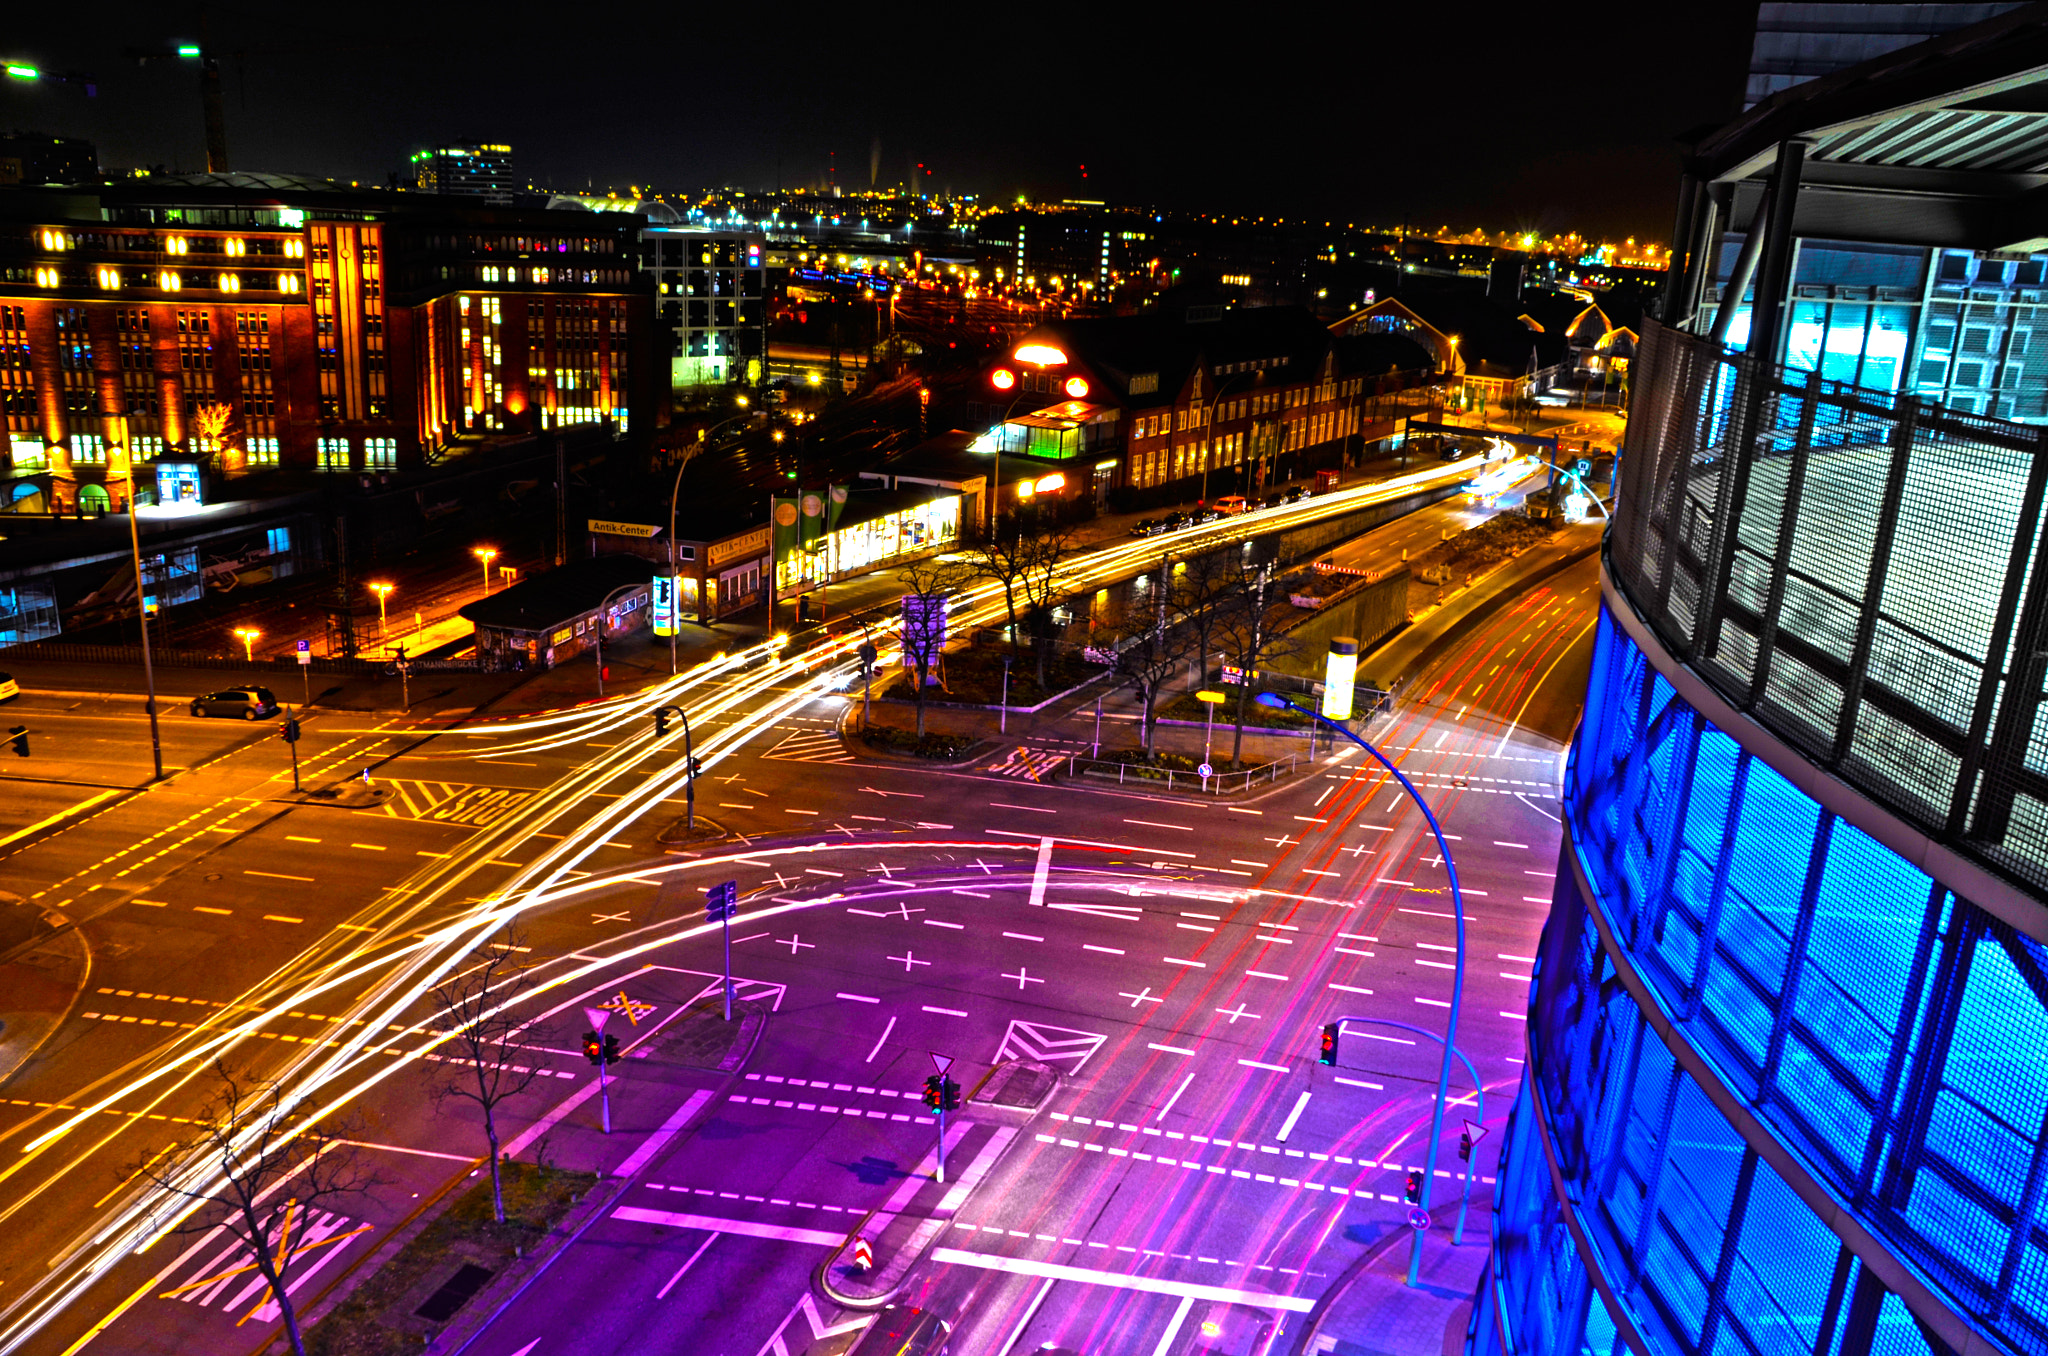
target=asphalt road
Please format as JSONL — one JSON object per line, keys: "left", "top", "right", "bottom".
{"left": 0, "top": 478, "right": 1597, "bottom": 1356}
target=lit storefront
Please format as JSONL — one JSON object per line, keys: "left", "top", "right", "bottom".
{"left": 774, "top": 488, "right": 959, "bottom": 597}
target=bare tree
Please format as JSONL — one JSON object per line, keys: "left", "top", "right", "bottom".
{"left": 1013, "top": 517, "right": 1078, "bottom": 690}
{"left": 963, "top": 514, "right": 1034, "bottom": 656}
{"left": 1216, "top": 555, "right": 1304, "bottom": 765}
{"left": 1098, "top": 555, "right": 1204, "bottom": 756}
{"left": 131, "top": 1062, "right": 377, "bottom": 1356}
{"left": 895, "top": 554, "right": 974, "bottom": 738}
{"left": 1168, "top": 547, "right": 1241, "bottom": 693}
{"left": 429, "top": 932, "right": 550, "bottom": 1224}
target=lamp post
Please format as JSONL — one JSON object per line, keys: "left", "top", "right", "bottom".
{"left": 591, "top": 581, "right": 642, "bottom": 698}
{"left": 368, "top": 582, "right": 393, "bottom": 640}
{"left": 473, "top": 546, "right": 498, "bottom": 597}
{"left": 1255, "top": 690, "right": 1463, "bottom": 1288}
{"left": 123, "top": 459, "right": 164, "bottom": 782}
{"left": 1197, "top": 370, "right": 1254, "bottom": 506}
{"left": 233, "top": 627, "right": 262, "bottom": 662}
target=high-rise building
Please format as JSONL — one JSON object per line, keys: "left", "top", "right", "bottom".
{"left": 1479, "top": 10, "right": 2048, "bottom": 1356}
{"left": 0, "top": 172, "right": 654, "bottom": 511}
{"left": 0, "top": 132, "right": 97, "bottom": 188}
{"left": 641, "top": 226, "right": 766, "bottom": 390}
{"left": 411, "top": 142, "right": 517, "bottom": 203}
{"left": 1745, "top": 2, "right": 2023, "bottom": 106}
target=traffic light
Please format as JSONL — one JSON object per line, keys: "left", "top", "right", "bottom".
{"left": 582, "top": 1031, "right": 603, "bottom": 1065}
{"left": 1459, "top": 1130, "right": 1473, "bottom": 1163}
{"left": 602, "top": 1034, "right": 621, "bottom": 1065}
{"left": 1318, "top": 1022, "right": 1340, "bottom": 1066}
{"left": 6, "top": 725, "right": 26, "bottom": 757}
{"left": 1405, "top": 1170, "right": 1424, "bottom": 1204}
{"left": 941, "top": 1078, "right": 961, "bottom": 1112}
{"left": 279, "top": 716, "right": 301, "bottom": 744}
{"left": 705, "top": 880, "right": 738, "bottom": 923}
{"left": 922, "top": 1074, "right": 944, "bottom": 1112}
{"left": 654, "top": 708, "right": 669, "bottom": 736}
{"left": 689, "top": 757, "right": 703, "bottom": 777}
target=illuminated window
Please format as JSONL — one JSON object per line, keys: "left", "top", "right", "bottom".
{"left": 279, "top": 273, "right": 302, "bottom": 294}
{"left": 224, "top": 238, "right": 247, "bottom": 257}
{"left": 284, "top": 238, "right": 305, "bottom": 259}
{"left": 96, "top": 266, "right": 120, "bottom": 290}
{"left": 34, "top": 267, "right": 59, "bottom": 288}
{"left": 317, "top": 437, "right": 350, "bottom": 471}
{"left": 244, "top": 437, "right": 279, "bottom": 466}
{"left": 165, "top": 236, "right": 189, "bottom": 255}
{"left": 160, "top": 271, "right": 181, "bottom": 292}
{"left": 364, "top": 437, "right": 396, "bottom": 469}
{"left": 219, "top": 273, "right": 241, "bottom": 293}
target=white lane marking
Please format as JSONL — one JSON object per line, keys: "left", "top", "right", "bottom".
{"left": 923, "top": 1006, "right": 969, "bottom": 1017}
{"left": 864, "top": 1015, "right": 898, "bottom": 1064}
{"left": 613, "top": 1207, "right": 841, "bottom": 1247}
{"left": 656, "top": 1232, "right": 718, "bottom": 1299}
{"left": 1328, "top": 983, "right": 1373, "bottom": 995}
{"left": 1275, "top": 1091, "right": 1313, "bottom": 1142}
{"left": 1500, "top": 953, "right": 1536, "bottom": 963}
{"left": 928, "top": 1248, "right": 1316, "bottom": 1312}
{"left": 1030, "top": 835, "right": 1055, "bottom": 906}
{"left": 924, "top": 920, "right": 966, "bottom": 930}
{"left": 1164, "top": 957, "right": 1206, "bottom": 968}
{"left": 1003, "top": 932, "right": 1044, "bottom": 942}
{"left": 1148, "top": 1043, "right": 1195, "bottom": 1056}
{"left": 614, "top": 1089, "right": 715, "bottom": 1180}
{"left": 502, "top": 1077, "right": 604, "bottom": 1159}
{"left": 1494, "top": 841, "right": 1529, "bottom": 849}
{"left": 1238, "top": 1059, "right": 1288, "bottom": 1073}
{"left": 1084, "top": 945, "right": 1125, "bottom": 955}
{"left": 1152, "top": 1296, "right": 1198, "bottom": 1356}
{"left": 1334, "top": 1076, "right": 1385, "bottom": 1090}
{"left": 992, "top": 803, "right": 1058, "bottom": 814}
{"left": 1156, "top": 1071, "right": 1197, "bottom": 1123}
{"left": 1246, "top": 970, "right": 1289, "bottom": 981}
{"left": 838, "top": 993, "right": 881, "bottom": 1004}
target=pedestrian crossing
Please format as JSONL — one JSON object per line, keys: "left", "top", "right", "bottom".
{"left": 364, "top": 778, "right": 535, "bottom": 826}
{"left": 985, "top": 746, "right": 1068, "bottom": 781}
{"left": 761, "top": 729, "right": 854, "bottom": 764}
{"left": 157, "top": 1209, "right": 372, "bottom": 1322}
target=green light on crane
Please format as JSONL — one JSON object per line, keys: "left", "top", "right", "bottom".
{"left": 176, "top": 44, "right": 201, "bottom": 58}
{"left": 4, "top": 64, "right": 40, "bottom": 80}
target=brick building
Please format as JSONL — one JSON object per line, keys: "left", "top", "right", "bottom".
{"left": 0, "top": 173, "right": 656, "bottom": 514}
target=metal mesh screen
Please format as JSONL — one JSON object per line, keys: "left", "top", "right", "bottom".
{"left": 1614, "top": 322, "right": 2048, "bottom": 898}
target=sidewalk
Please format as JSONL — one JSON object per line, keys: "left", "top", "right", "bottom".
{"left": 1295, "top": 1223, "right": 1487, "bottom": 1356}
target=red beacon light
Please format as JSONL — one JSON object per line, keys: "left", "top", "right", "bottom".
{"left": 990, "top": 367, "right": 1016, "bottom": 391}
{"left": 1063, "top": 375, "right": 1090, "bottom": 399}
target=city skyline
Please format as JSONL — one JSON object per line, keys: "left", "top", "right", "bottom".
{"left": 1, "top": 2, "right": 1761, "bottom": 242}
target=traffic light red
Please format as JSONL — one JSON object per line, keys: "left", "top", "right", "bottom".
{"left": 1406, "top": 1170, "right": 1424, "bottom": 1204}
{"left": 922, "top": 1075, "right": 944, "bottom": 1112}
{"left": 1318, "top": 1022, "right": 1340, "bottom": 1066}
{"left": 1459, "top": 1131, "right": 1473, "bottom": 1163}
{"left": 582, "top": 1032, "right": 602, "bottom": 1065}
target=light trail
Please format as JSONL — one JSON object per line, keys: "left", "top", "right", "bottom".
{"left": 0, "top": 465, "right": 1474, "bottom": 1353}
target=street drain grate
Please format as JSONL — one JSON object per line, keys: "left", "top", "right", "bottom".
{"left": 414, "top": 1263, "right": 494, "bottom": 1322}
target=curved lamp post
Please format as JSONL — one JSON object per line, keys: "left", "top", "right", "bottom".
{"left": 1255, "top": 689, "right": 1464, "bottom": 1287}
{"left": 669, "top": 410, "right": 763, "bottom": 672}
{"left": 591, "top": 581, "right": 643, "bottom": 699}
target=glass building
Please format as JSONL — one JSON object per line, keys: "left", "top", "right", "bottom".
{"left": 1476, "top": 12, "right": 2048, "bottom": 1356}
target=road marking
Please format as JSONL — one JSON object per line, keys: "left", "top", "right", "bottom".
{"left": 1125, "top": 819, "right": 1192, "bottom": 831}
{"left": 0, "top": 788, "right": 122, "bottom": 850}
{"left": 928, "top": 1248, "right": 1316, "bottom": 1311}
{"left": 1083, "top": 945, "right": 1125, "bottom": 955}
{"left": 349, "top": 843, "right": 386, "bottom": 852}
{"left": 612, "top": 1207, "right": 842, "bottom": 1248}
{"left": 656, "top": 1232, "right": 718, "bottom": 1299}
{"left": 924, "top": 919, "right": 965, "bottom": 930}
{"left": 1176, "top": 923, "right": 1214, "bottom": 933}
{"left": 1238, "top": 1059, "right": 1288, "bottom": 1073}
{"left": 501, "top": 1077, "right": 604, "bottom": 1160}
{"left": 1153, "top": 1296, "right": 1198, "bottom": 1356}
{"left": 837, "top": 992, "right": 881, "bottom": 1004}
{"left": 1335, "top": 1076, "right": 1385, "bottom": 1090}
{"left": 1328, "top": 983, "right": 1373, "bottom": 995}
{"left": 1149, "top": 1043, "right": 1196, "bottom": 1056}
{"left": 262, "top": 915, "right": 303, "bottom": 924}
{"left": 1226, "top": 807, "right": 1262, "bottom": 815}
{"left": 991, "top": 802, "right": 1057, "bottom": 814}
{"left": 1156, "top": 1070, "right": 1197, "bottom": 1122}
{"left": 996, "top": 1019, "right": 1107, "bottom": 1072}
{"left": 923, "top": 1006, "right": 968, "bottom": 1017}
{"left": 1003, "top": 931, "right": 1043, "bottom": 942}
{"left": 246, "top": 871, "right": 313, "bottom": 882}
{"left": 1246, "top": 970, "right": 1288, "bottom": 981}
{"left": 1276, "top": 1091, "right": 1313, "bottom": 1142}
{"left": 1494, "top": 841, "right": 1529, "bottom": 849}
{"left": 1030, "top": 836, "right": 1054, "bottom": 907}
{"left": 285, "top": 835, "right": 321, "bottom": 843}
{"left": 193, "top": 907, "right": 232, "bottom": 916}
{"left": 1164, "top": 957, "right": 1205, "bottom": 968}
{"left": 613, "top": 1089, "right": 714, "bottom": 1180}
{"left": 864, "top": 1015, "right": 897, "bottom": 1064}
{"left": 1231, "top": 860, "right": 1268, "bottom": 867}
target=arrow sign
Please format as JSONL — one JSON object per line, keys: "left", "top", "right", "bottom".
{"left": 583, "top": 1006, "right": 612, "bottom": 1032}
{"left": 930, "top": 1051, "right": 954, "bottom": 1076}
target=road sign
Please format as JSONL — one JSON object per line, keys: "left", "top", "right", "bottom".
{"left": 1197, "top": 762, "right": 1214, "bottom": 778}
{"left": 1576, "top": 458, "right": 1593, "bottom": 476}
{"left": 296, "top": 638, "right": 311, "bottom": 666}
{"left": 1408, "top": 1207, "right": 1431, "bottom": 1231}
{"left": 582, "top": 1005, "right": 613, "bottom": 1032}
{"left": 1463, "top": 1118, "right": 1489, "bottom": 1147}
{"left": 1195, "top": 689, "right": 1226, "bottom": 704}
{"left": 930, "top": 1051, "right": 954, "bottom": 1076}
{"left": 852, "top": 1236, "right": 874, "bottom": 1272}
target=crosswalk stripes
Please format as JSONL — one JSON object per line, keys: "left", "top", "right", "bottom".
{"left": 157, "top": 1210, "right": 371, "bottom": 1321}
{"left": 365, "top": 778, "right": 536, "bottom": 826}
{"left": 985, "top": 745, "right": 1068, "bottom": 781}
{"left": 761, "top": 729, "right": 854, "bottom": 764}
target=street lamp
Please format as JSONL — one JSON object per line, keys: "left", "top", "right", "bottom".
{"left": 473, "top": 546, "right": 499, "bottom": 596}
{"left": 233, "top": 627, "right": 262, "bottom": 662}
{"left": 368, "top": 582, "right": 393, "bottom": 639}
{"left": 1254, "top": 689, "right": 1464, "bottom": 1288}
{"left": 121, "top": 451, "right": 164, "bottom": 781}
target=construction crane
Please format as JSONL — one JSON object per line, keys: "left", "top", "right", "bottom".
{"left": 124, "top": 27, "right": 229, "bottom": 173}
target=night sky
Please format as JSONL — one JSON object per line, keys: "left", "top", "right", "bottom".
{"left": 3, "top": 3, "right": 1763, "bottom": 242}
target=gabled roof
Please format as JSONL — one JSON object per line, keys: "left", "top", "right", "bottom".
{"left": 458, "top": 555, "right": 655, "bottom": 632}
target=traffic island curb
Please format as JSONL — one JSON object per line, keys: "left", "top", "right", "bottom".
{"left": 812, "top": 1120, "right": 1027, "bottom": 1312}
{"left": 0, "top": 899, "right": 91, "bottom": 1089}
{"left": 656, "top": 815, "right": 731, "bottom": 851}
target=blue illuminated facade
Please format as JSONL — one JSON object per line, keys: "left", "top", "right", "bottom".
{"left": 1475, "top": 14, "right": 2048, "bottom": 1356}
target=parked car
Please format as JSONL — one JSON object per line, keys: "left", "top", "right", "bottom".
{"left": 846, "top": 1304, "right": 951, "bottom": 1356}
{"left": 1129, "top": 516, "right": 1166, "bottom": 537}
{"left": 191, "top": 687, "right": 280, "bottom": 720}
{"left": 1283, "top": 484, "right": 1311, "bottom": 503}
{"left": 0, "top": 672, "right": 17, "bottom": 703}
{"left": 1211, "top": 495, "right": 1249, "bottom": 515}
